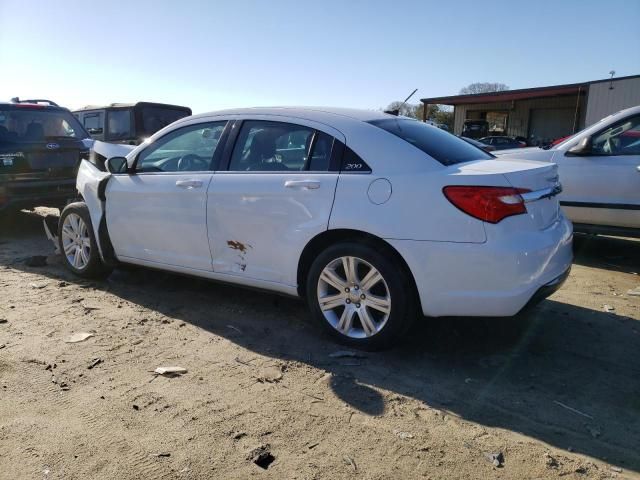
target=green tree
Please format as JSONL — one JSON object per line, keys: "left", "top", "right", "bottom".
{"left": 459, "top": 82, "right": 509, "bottom": 95}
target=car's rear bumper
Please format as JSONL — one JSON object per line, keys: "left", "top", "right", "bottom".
{"left": 387, "top": 215, "right": 573, "bottom": 317}
{"left": 0, "top": 178, "right": 76, "bottom": 211}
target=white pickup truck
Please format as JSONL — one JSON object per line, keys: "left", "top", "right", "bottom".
{"left": 495, "top": 106, "right": 640, "bottom": 238}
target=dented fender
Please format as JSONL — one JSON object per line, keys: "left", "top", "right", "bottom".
{"left": 76, "top": 160, "right": 111, "bottom": 258}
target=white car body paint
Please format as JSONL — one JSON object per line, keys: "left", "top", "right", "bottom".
{"left": 495, "top": 105, "right": 640, "bottom": 231}
{"left": 77, "top": 107, "right": 573, "bottom": 317}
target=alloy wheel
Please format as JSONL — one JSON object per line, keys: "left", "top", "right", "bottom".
{"left": 61, "top": 213, "right": 91, "bottom": 270}
{"left": 317, "top": 256, "right": 391, "bottom": 338}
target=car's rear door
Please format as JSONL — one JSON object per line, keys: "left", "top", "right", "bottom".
{"left": 206, "top": 118, "right": 343, "bottom": 286}
{"left": 558, "top": 113, "right": 640, "bottom": 229}
{"left": 105, "top": 121, "right": 228, "bottom": 270}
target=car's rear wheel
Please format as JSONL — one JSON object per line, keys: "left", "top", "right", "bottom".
{"left": 306, "top": 242, "right": 415, "bottom": 350}
{"left": 58, "top": 202, "right": 112, "bottom": 279}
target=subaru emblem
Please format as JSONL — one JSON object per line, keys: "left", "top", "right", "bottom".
{"left": 46, "top": 142, "right": 60, "bottom": 150}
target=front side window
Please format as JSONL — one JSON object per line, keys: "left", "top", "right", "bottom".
{"left": 370, "top": 118, "right": 493, "bottom": 166}
{"left": 106, "top": 110, "right": 132, "bottom": 140}
{"left": 229, "top": 121, "right": 324, "bottom": 172}
{"left": 591, "top": 114, "right": 640, "bottom": 156}
{"left": 136, "top": 121, "right": 227, "bottom": 172}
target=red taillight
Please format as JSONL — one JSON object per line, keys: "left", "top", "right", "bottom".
{"left": 443, "top": 186, "right": 531, "bottom": 224}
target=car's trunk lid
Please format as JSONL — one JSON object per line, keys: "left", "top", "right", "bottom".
{"left": 456, "top": 159, "right": 562, "bottom": 230}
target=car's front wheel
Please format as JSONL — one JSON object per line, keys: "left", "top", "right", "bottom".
{"left": 306, "top": 242, "right": 415, "bottom": 350}
{"left": 58, "top": 202, "right": 112, "bottom": 279}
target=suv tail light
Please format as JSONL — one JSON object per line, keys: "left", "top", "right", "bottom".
{"left": 443, "top": 186, "right": 531, "bottom": 224}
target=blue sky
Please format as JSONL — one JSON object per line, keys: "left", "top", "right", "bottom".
{"left": 1, "top": 0, "right": 638, "bottom": 113}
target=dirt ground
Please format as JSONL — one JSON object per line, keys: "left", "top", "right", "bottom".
{"left": 1, "top": 208, "right": 639, "bottom": 480}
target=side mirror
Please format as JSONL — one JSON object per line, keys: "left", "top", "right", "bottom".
{"left": 567, "top": 136, "right": 592, "bottom": 156}
{"left": 105, "top": 156, "right": 128, "bottom": 173}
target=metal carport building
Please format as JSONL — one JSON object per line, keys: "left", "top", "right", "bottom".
{"left": 421, "top": 74, "right": 640, "bottom": 145}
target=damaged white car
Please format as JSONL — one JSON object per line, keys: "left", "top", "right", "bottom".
{"left": 58, "top": 107, "right": 572, "bottom": 349}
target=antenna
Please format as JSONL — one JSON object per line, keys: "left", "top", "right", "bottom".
{"left": 608, "top": 70, "right": 616, "bottom": 90}
{"left": 384, "top": 88, "right": 418, "bottom": 116}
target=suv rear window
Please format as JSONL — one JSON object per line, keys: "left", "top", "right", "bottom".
{"left": 369, "top": 118, "right": 492, "bottom": 166}
{"left": 0, "top": 107, "right": 89, "bottom": 143}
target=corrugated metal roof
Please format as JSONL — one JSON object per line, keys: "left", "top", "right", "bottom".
{"left": 421, "top": 74, "right": 640, "bottom": 105}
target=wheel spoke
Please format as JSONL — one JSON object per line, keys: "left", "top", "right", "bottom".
{"left": 61, "top": 225, "right": 74, "bottom": 239}
{"left": 366, "top": 293, "right": 391, "bottom": 314}
{"left": 319, "top": 293, "right": 344, "bottom": 311}
{"left": 361, "top": 268, "right": 382, "bottom": 292}
{"left": 358, "top": 307, "right": 377, "bottom": 337}
{"left": 320, "top": 269, "right": 347, "bottom": 292}
{"left": 73, "top": 247, "right": 82, "bottom": 268}
{"left": 341, "top": 256, "right": 358, "bottom": 284}
{"left": 337, "top": 307, "right": 355, "bottom": 334}
{"left": 82, "top": 237, "right": 91, "bottom": 248}
{"left": 79, "top": 246, "right": 90, "bottom": 266}
{"left": 69, "top": 214, "right": 79, "bottom": 233}
{"left": 63, "top": 242, "right": 76, "bottom": 255}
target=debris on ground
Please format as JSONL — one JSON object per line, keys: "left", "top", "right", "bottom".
{"left": 484, "top": 451, "right": 504, "bottom": 468}
{"left": 343, "top": 455, "right": 358, "bottom": 471}
{"left": 329, "top": 350, "right": 367, "bottom": 359}
{"left": 610, "top": 466, "right": 623, "bottom": 473}
{"left": 603, "top": 304, "right": 615, "bottom": 312}
{"left": 87, "top": 358, "right": 102, "bottom": 370}
{"left": 627, "top": 287, "right": 640, "bottom": 296}
{"left": 553, "top": 400, "right": 594, "bottom": 419}
{"left": 154, "top": 366, "right": 188, "bottom": 376}
{"left": 149, "top": 452, "right": 171, "bottom": 458}
{"left": 544, "top": 453, "right": 559, "bottom": 469}
{"left": 247, "top": 445, "right": 275, "bottom": 470}
{"left": 132, "top": 404, "right": 139, "bottom": 411}
{"left": 256, "top": 366, "right": 283, "bottom": 383}
{"left": 232, "top": 431, "right": 247, "bottom": 440}
{"left": 393, "top": 429, "right": 414, "bottom": 440}
{"left": 30, "top": 282, "right": 47, "bottom": 289}
{"left": 25, "top": 255, "right": 47, "bottom": 267}
{"left": 64, "top": 332, "right": 94, "bottom": 343}
{"left": 0, "top": 344, "right": 5, "bottom": 349}
{"left": 0, "top": 318, "right": 8, "bottom": 324}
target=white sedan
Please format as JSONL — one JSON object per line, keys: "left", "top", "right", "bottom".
{"left": 495, "top": 105, "right": 640, "bottom": 238}
{"left": 59, "top": 107, "right": 572, "bottom": 349}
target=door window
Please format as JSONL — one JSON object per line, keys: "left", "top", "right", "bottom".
{"left": 106, "top": 110, "right": 132, "bottom": 141}
{"left": 592, "top": 114, "right": 640, "bottom": 156}
{"left": 228, "top": 121, "right": 332, "bottom": 172}
{"left": 136, "top": 121, "right": 227, "bottom": 172}
{"left": 83, "top": 112, "right": 103, "bottom": 135}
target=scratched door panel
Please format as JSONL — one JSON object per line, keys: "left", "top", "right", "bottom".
{"left": 206, "top": 173, "right": 338, "bottom": 285}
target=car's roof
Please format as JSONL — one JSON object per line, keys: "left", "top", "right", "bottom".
{"left": 191, "top": 106, "right": 396, "bottom": 123}
{"left": 74, "top": 102, "right": 191, "bottom": 112}
{"left": 0, "top": 102, "right": 66, "bottom": 111}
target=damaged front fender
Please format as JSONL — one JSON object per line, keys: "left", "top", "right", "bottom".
{"left": 76, "top": 159, "right": 111, "bottom": 259}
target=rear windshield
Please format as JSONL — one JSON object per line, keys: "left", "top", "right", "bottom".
{"left": 140, "top": 106, "right": 191, "bottom": 136}
{"left": 369, "top": 118, "right": 492, "bottom": 165}
{"left": 0, "top": 107, "right": 89, "bottom": 143}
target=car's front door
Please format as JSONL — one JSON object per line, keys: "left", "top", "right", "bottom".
{"left": 207, "top": 119, "right": 342, "bottom": 286}
{"left": 558, "top": 113, "right": 640, "bottom": 228}
{"left": 106, "top": 121, "right": 228, "bottom": 270}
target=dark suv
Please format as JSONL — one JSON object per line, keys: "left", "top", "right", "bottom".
{"left": 0, "top": 98, "right": 91, "bottom": 212}
{"left": 73, "top": 102, "right": 192, "bottom": 145}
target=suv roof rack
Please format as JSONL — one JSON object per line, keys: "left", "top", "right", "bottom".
{"left": 10, "top": 97, "right": 59, "bottom": 107}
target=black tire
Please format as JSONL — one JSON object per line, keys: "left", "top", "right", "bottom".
{"left": 58, "top": 202, "right": 112, "bottom": 279}
{"left": 306, "top": 241, "right": 416, "bottom": 350}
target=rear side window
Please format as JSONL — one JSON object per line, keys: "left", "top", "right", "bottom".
{"left": 370, "top": 118, "right": 492, "bottom": 165}
{"left": 0, "top": 107, "right": 89, "bottom": 143}
{"left": 107, "top": 109, "right": 132, "bottom": 141}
